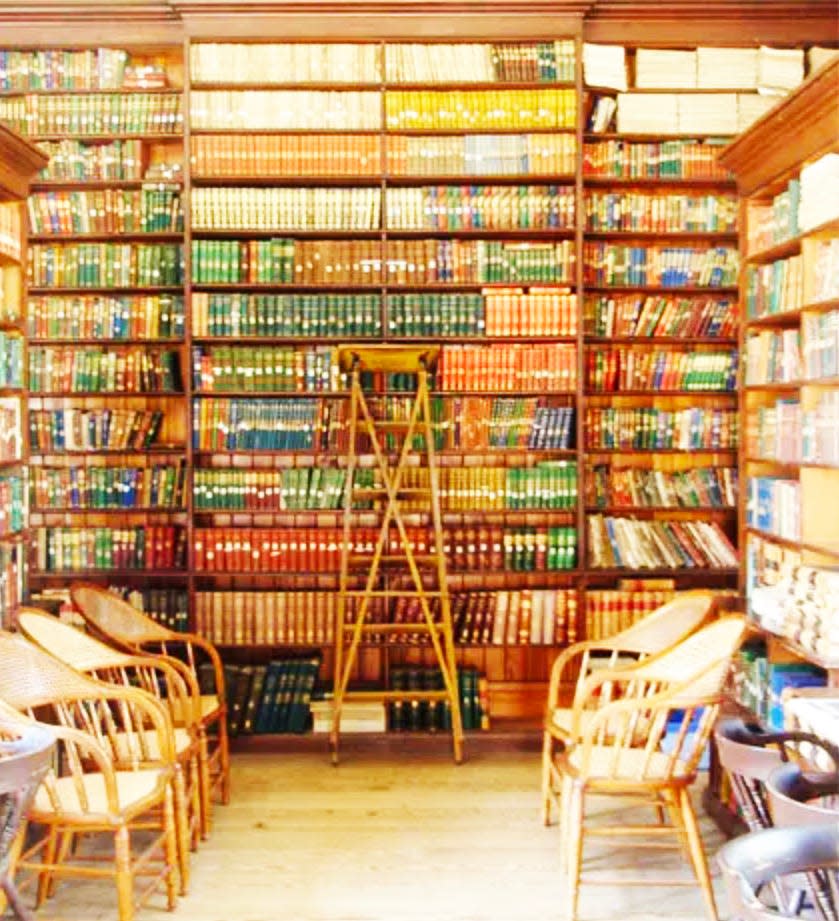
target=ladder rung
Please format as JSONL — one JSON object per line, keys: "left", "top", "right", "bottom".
{"left": 352, "top": 487, "right": 432, "bottom": 496}
{"left": 341, "top": 623, "right": 442, "bottom": 633}
{"left": 343, "top": 590, "right": 443, "bottom": 598}
{"left": 348, "top": 554, "right": 439, "bottom": 565}
{"left": 368, "top": 421, "right": 418, "bottom": 429}
{"left": 340, "top": 690, "right": 451, "bottom": 702}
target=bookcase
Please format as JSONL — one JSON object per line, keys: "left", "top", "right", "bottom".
{"left": 719, "top": 58, "right": 839, "bottom": 677}
{"left": 1, "top": 26, "right": 830, "bottom": 735}
{"left": 0, "top": 46, "right": 191, "bottom": 627}
{"left": 0, "top": 123, "right": 47, "bottom": 628}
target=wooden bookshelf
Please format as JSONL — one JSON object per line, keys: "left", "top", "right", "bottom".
{"left": 0, "top": 124, "right": 47, "bottom": 629}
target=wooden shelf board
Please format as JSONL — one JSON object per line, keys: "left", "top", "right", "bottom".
{"left": 30, "top": 338, "right": 185, "bottom": 346}
{"left": 745, "top": 310, "right": 803, "bottom": 328}
{"left": 28, "top": 231, "right": 183, "bottom": 242}
{"left": 32, "top": 179, "right": 182, "bottom": 190}
{"left": 28, "top": 286, "right": 184, "bottom": 295}
{"left": 585, "top": 230, "right": 737, "bottom": 240}
{"left": 0, "top": 87, "right": 182, "bottom": 97}
{"left": 29, "top": 446, "right": 186, "bottom": 456}
{"left": 585, "top": 447, "right": 737, "bottom": 454}
{"left": 32, "top": 391, "right": 182, "bottom": 398}
{"left": 585, "top": 389, "right": 736, "bottom": 397}
{"left": 746, "top": 216, "right": 839, "bottom": 265}
{"left": 30, "top": 569, "right": 187, "bottom": 578}
{"left": 31, "top": 507, "right": 187, "bottom": 514}
{"left": 584, "top": 505, "right": 735, "bottom": 514}
{"left": 584, "top": 285, "right": 738, "bottom": 294}
{"left": 583, "top": 175, "right": 735, "bottom": 187}
{"left": 28, "top": 133, "right": 183, "bottom": 143}
{"left": 584, "top": 336, "right": 738, "bottom": 345}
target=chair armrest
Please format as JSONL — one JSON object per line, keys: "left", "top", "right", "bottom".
{"left": 145, "top": 632, "right": 227, "bottom": 708}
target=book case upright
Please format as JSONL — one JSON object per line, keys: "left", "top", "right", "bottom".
{"left": 0, "top": 124, "right": 47, "bottom": 628}
{"left": 719, "top": 58, "right": 839, "bottom": 680}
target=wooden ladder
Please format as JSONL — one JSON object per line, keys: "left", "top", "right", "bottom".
{"left": 331, "top": 344, "right": 464, "bottom": 764}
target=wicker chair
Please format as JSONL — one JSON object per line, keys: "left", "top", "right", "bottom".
{"left": 0, "top": 713, "right": 55, "bottom": 921}
{"left": 542, "top": 590, "right": 716, "bottom": 824}
{"left": 554, "top": 614, "right": 748, "bottom": 921}
{"left": 17, "top": 606, "right": 207, "bottom": 889}
{"left": 0, "top": 633, "right": 179, "bottom": 921}
{"left": 70, "top": 581, "right": 230, "bottom": 807}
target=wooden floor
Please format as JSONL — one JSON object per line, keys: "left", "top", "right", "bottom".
{"left": 15, "top": 736, "right": 729, "bottom": 921}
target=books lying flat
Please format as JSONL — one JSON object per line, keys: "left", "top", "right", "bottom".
{"left": 616, "top": 93, "right": 679, "bottom": 134}
{"left": 310, "top": 700, "right": 386, "bottom": 734}
{"left": 583, "top": 43, "right": 627, "bottom": 91}
{"left": 737, "top": 93, "right": 779, "bottom": 131}
{"left": 635, "top": 49, "right": 697, "bottom": 89}
{"left": 758, "top": 46, "right": 805, "bottom": 95}
{"left": 696, "top": 47, "right": 758, "bottom": 89}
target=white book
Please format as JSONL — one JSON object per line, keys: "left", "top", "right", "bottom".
{"left": 758, "top": 46, "right": 805, "bottom": 94}
{"left": 583, "top": 43, "right": 627, "bottom": 91}
{"left": 696, "top": 47, "right": 759, "bottom": 89}
{"left": 677, "top": 93, "right": 738, "bottom": 135}
{"left": 737, "top": 92, "right": 779, "bottom": 130}
{"left": 617, "top": 92, "right": 678, "bottom": 133}
{"left": 635, "top": 49, "right": 697, "bottom": 88}
{"left": 808, "top": 46, "right": 839, "bottom": 74}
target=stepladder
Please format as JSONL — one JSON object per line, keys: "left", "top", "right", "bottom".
{"left": 331, "top": 344, "right": 464, "bottom": 764}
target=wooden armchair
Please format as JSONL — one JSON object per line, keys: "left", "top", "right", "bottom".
{"left": 554, "top": 615, "right": 748, "bottom": 921}
{"left": 0, "top": 634, "right": 180, "bottom": 921}
{"left": 542, "top": 589, "right": 716, "bottom": 824}
{"left": 70, "top": 581, "right": 230, "bottom": 807}
{"left": 17, "top": 606, "right": 208, "bottom": 888}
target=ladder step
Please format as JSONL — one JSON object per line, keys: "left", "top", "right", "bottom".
{"left": 352, "top": 487, "right": 432, "bottom": 496}
{"left": 368, "top": 420, "right": 420, "bottom": 430}
{"left": 342, "top": 623, "right": 443, "bottom": 633}
{"left": 347, "top": 554, "right": 439, "bottom": 566}
{"left": 343, "top": 590, "right": 443, "bottom": 598}
{"left": 340, "top": 690, "right": 451, "bottom": 702}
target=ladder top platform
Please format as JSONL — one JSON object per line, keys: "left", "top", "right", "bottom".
{"left": 336, "top": 343, "right": 440, "bottom": 374}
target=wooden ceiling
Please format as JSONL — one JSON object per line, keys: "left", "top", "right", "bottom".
{"left": 0, "top": 0, "right": 835, "bottom": 43}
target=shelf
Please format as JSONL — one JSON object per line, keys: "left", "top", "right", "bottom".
{"left": 585, "top": 132, "right": 733, "bottom": 142}
{"left": 192, "top": 448, "right": 576, "bottom": 460}
{"left": 0, "top": 387, "right": 24, "bottom": 398}
{"left": 190, "top": 128, "right": 381, "bottom": 136}
{"left": 385, "top": 173, "right": 577, "bottom": 185}
{"left": 31, "top": 179, "right": 183, "bottom": 190}
{"left": 585, "top": 447, "right": 737, "bottom": 454}
{"left": 28, "top": 286, "right": 184, "bottom": 295}
{"left": 584, "top": 285, "right": 738, "bottom": 294}
{"left": 584, "top": 336, "right": 738, "bottom": 345}
{"left": 744, "top": 310, "right": 803, "bottom": 329}
{"left": 743, "top": 457, "right": 801, "bottom": 473}
{"left": 583, "top": 175, "right": 736, "bottom": 188}
{"left": 29, "top": 446, "right": 185, "bottom": 456}
{"left": 190, "top": 80, "right": 381, "bottom": 91}
{"left": 190, "top": 174, "right": 383, "bottom": 187}
{"left": 0, "top": 458, "right": 24, "bottom": 469}
{"left": 745, "top": 215, "right": 839, "bottom": 265}
{"left": 800, "top": 297, "right": 839, "bottom": 314}
{"left": 386, "top": 127, "right": 577, "bottom": 136}
{"left": 0, "top": 87, "right": 182, "bottom": 97}
{"left": 30, "top": 338, "right": 184, "bottom": 346}
{"left": 32, "top": 391, "right": 183, "bottom": 398}
{"left": 194, "top": 509, "right": 577, "bottom": 524}
{"left": 191, "top": 282, "right": 383, "bottom": 293}
{"left": 743, "top": 382, "right": 802, "bottom": 393}
{"left": 0, "top": 320, "right": 24, "bottom": 334}
{"left": 801, "top": 375, "right": 839, "bottom": 388}
{"left": 744, "top": 528, "right": 839, "bottom": 560}
{"left": 192, "top": 335, "right": 574, "bottom": 345}
{"left": 191, "top": 228, "right": 383, "bottom": 240}
{"left": 192, "top": 389, "right": 575, "bottom": 398}
{"left": 384, "top": 229, "right": 576, "bottom": 239}
{"left": 0, "top": 250, "right": 22, "bottom": 266}
{"left": 761, "top": 629, "right": 839, "bottom": 672}
{"left": 585, "top": 389, "right": 736, "bottom": 397}
{"left": 585, "top": 230, "right": 738, "bottom": 241}
{"left": 28, "top": 133, "right": 183, "bottom": 143}
{"left": 584, "top": 505, "right": 735, "bottom": 514}
{"left": 31, "top": 507, "right": 187, "bottom": 515}
{"left": 30, "top": 569, "right": 188, "bottom": 578}
{"left": 586, "top": 566, "right": 739, "bottom": 576}
{"left": 28, "top": 231, "right": 183, "bottom": 242}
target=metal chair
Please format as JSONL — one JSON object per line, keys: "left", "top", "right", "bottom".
{"left": 70, "top": 581, "right": 230, "bottom": 808}
{"left": 718, "top": 825, "right": 839, "bottom": 921}
{"left": 554, "top": 615, "right": 749, "bottom": 921}
{"left": 542, "top": 589, "right": 717, "bottom": 824}
{"left": 0, "top": 715, "right": 55, "bottom": 921}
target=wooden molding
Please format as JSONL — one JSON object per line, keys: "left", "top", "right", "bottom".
{"left": 0, "top": 123, "right": 49, "bottom": 201}
{"left": 719, "top": 58, "right": 839, "bottom": 196}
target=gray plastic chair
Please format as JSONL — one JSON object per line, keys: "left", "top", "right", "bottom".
{"left": 718, "top": 825, "right": 839, "bottom": 921}
{"left": 0, "top": 719, "right": 55, "bottom": 921}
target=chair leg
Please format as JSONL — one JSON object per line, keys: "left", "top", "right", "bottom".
{"left": 188, "top": 754, "right": 202, "bottom": 850}
{"left": 35, "top": 826, "right": 58, "bottom": 907}
{"left": 162, "top": 783, "right": 179, "bottom": 911}
{"left": 2, "top": 876, "right": 35, "bottom": 921}
{"left": 47, "top": 831, "right": 75, "bottom": 898}
{"left": 559, "top": 775, "right": 584, "bottom": 921}
{"left": 171, "top": 770, "right": 191, "bottom": 896}
{"left": 197, "top": 728, "right": 213, "bottom": 839}
{"left": 216, "top": 711, "right": 231, "bottom": 805}
{"left": 678, "top": 787, "right": 718, "bottom": 921}
{"left": 114, "top": 824, "right": 134, "bottom": 921}
{"left": 541, "top": 729, "right": 555, "bottom": 826}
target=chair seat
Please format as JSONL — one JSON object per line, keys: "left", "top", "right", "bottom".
{"left": 548, "top": 708, "right": 650, "bottom": 745}
{"left": 564, "top": 744, "right": 694, "bottom": 784}
{"left": 32, "top": 768, "right": 168, "bottom": 821}
{"left": 112, "top": 727, "right": 194, "bottom": 763}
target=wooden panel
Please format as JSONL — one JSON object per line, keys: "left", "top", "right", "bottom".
{"left": 0, "top": 125, "right": 48, "bottom": 201}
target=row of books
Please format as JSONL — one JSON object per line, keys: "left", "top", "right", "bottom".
{"left": 582, "top": 140, "right": 732, "bottom": 180}
{"left": 586, "top": 464, "right": 737, "bottom": 509}
{"left": 0, "top": 545, "right": 21, "bottom": 629}
{"left": 451, "top": 589, "right": 577, "bottom": 645}
{"left": 746, "top": 477, "right": 801, "bottom": 542}
{"left": 500, "top": 527, "right": 577, "bottom": 571}
{"left": 613, "top": 92, "right": 775, "bottom": 136}
{"left": 746, "top": 181, "right": 800, "bottom": 255}
{"left": 803, "top": 391, "right": 839, "bottom": 467}
{"left": 385, "top": 185, "right": 575, "bottom": 231}
{"left": 191, "top": 238, "right": 576, "bottom": 286}
{"left": 0, "top": 333, "right": 23, "bottom": 389}
{"left": 35, "top": 138, "right": 146, "bottom": 182}
{"left": 439, "top": 398, "right": 574, "bottom": 451}
{"left": 0, "top": 48, "right": 132, "bottom": 91}
{"left": 745, "top": 257, "right": 803, "bottom": 320}
{"left": 0, "top": 474, "right": 24, "bottom": 535}
{"left": 29, "top": 407, "right": 166, "bottom": 454}
{"left": 221, "top": 657, "right": 321, "bottom": 736}
{"left": 388, "top": 667, "right": 487, "bottom": 733}
{"left": 583, "top": 586, "right": 675, "bottom": 643}
{"left": 0, "top": 93, "right": 183, "bottom": 136}
{"left": 192, "top": 345, "right": 344, "bottom": 394}
{"left": 0, "top": 404, "right": 21, "bottom": 463}
{"left": 191, "top": 90, "right": 380, "bottom": 131}
{"left": 802, "top": 310, "right": 839, "bottom": 380}
{"left": 107, "top": 585, "right": 189, "bottom": 632}
{"left": 436, "top": 343, "right": 576, "bottom": 392}
{"left": 384, "top": 89, "right": 577, "bottom": 131}
{"left": 0, "top": 204, "right": 21, "bottom": 262}
{"left": 799, "top": 153, "right": 839, "bottom": 233}
{"left": 194, "top": 467, "right": 346, "bottom": 512}
{"left": 190, "top": 133, "right": 578, "bottom": 179}
{"left": 584, "top": 294, "right": 736, "bottom": 339}
{"left": 33, "top": 525, "right": 186, "bottom": 571}
{"left": 585, "top": 347, "right": 737, "bottom": 392}
{"left": 744, "top": 329, "right": 802, "bottom": 386}
{"left": 585, "top": 192, "right": 738, "bottom": 234}
{"left": 584, "top": 406, "right": 738, "bottom": 451}
{"left": 28, "top": 243, "right": 184, "bottom": 289}
{"left": 27, "top": 187, "right": 184, "bottom": 236}
{"left": 0, "top": 267, "right": 20, "bottom": 324}
{"left": 193, "top": 292, "right": 382, "bottom": 339}
{"left": 193, "top": 398, "right": 323, "bottom": 452}
{"left": 812, "top": 239, "right": 839, "bottom": 304}
{"left": 583, "top": 243, "right": 739, "bottom": 288}
{"left": 31, "top": 463, "right": 186, "bottom": 510}
{"left": 587, "top": 514, "right": 738, "bottom": 570}
{"left": 28, "top": 347, "right": 182, "bottom": 394}
{"left": 191, "top": 187, "right": 381, "bottom": 232}
{"left": 28, "top": 294, "right": 185, "bottom": 341}
{"left": 745, "top": 400, "right": 801, "bottom": 465}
